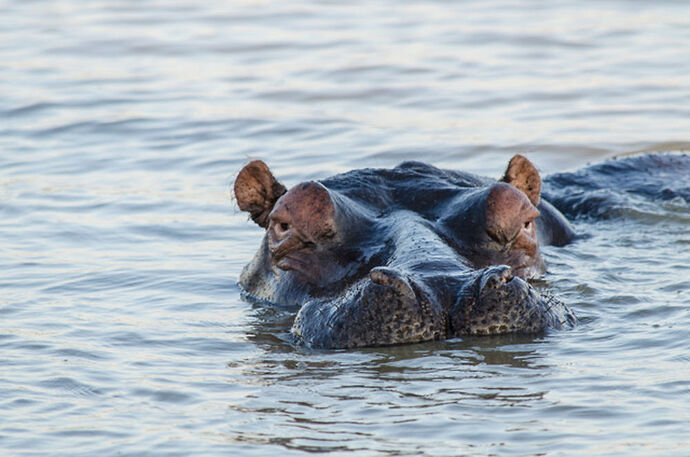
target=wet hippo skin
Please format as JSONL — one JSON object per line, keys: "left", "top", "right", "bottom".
{"left": 234, "top": 154, "right": 579, "bottom": 349}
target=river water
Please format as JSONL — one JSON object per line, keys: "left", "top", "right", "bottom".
{"left": 1, "top": 1, "right": 689, "bottom": 456}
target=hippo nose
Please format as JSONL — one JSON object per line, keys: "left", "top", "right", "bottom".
{"left": 479, "top": 266, "right": 514, "bottom": 291}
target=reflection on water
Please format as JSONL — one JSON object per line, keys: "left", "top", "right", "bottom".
{"left": 1, "top": 0, "right": 689, "bottom": 456}
{"left": 226, "top": 333, "right": 554, "bottom": 455}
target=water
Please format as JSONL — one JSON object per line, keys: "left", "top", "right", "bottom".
{"left": 1, "top": 1, "right": 689, "bottom": 456}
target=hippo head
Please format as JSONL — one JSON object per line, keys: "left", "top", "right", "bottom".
{"left": 235, "top": 161, "right": 372, "bottom": 288}
{"left": 439, "top": 155, "right": 545, "bottom": 278}
{"left": 234, "top": 156, "right": 576, "bottom": 348}
{"left": 266, "top": 181, "right": 336, "bottom": 280}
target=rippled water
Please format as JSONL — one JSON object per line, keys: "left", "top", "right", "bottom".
{"left": 1, "top": 1, "right": 689, "bottom": 456}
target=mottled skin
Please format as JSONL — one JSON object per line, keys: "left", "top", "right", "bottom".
{"left": 235, "top": 154, "right": 576, "bottom": 348}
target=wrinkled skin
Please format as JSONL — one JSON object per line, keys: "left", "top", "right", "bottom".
{"left": 235, "top": 154, "right": 576, "bottom": 348}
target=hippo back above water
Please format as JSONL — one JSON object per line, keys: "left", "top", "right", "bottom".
{"left": 234, "top": 154, "right": 577, "bottom": 348}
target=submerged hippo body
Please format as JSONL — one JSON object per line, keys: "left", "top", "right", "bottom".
{"left": 235, "top": 154, "right": 577, "bottom": 348}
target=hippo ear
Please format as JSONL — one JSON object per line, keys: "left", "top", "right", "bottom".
{"left": 500, "top": 154, "right": 541, "bottom": 206}
{"left": 234, "top": 160, "right": 287, "bottom": 228}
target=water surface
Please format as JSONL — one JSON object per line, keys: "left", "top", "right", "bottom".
{"left": 1, "top": 1, "right": 689, "bottom": 456}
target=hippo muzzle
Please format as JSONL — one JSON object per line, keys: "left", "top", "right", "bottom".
{"left": 292, "top": 264, "right": 575, "bottom": 349}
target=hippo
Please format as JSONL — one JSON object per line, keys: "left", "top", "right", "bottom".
{"left": 234, "top": 154, "right": 577, "bottom": 349}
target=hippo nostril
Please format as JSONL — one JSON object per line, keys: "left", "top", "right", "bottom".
{"left": 486, "top": 274, "right": 500, "bottom": 290}
{"left": 481, "top": 266, "right": 514, "bottom": 290}
{"left": 496, "top": 265, "right": 513, "bottom": 282}
{"left": 370, "top": 267, "right": 416, "bottom": 300}
{"left": 370, "top": 267, "right": 398, "bottom": 287}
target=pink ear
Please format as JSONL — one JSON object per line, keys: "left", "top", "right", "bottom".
{"left": 234, "top": 160, "right": 287, "bottom": 228}
{"left": 500, "top": 154, "right": 541, "bottom": 206}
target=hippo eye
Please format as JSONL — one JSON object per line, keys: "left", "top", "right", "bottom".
{"left": 280, "top": 222, "right": 289, "bottom": 231}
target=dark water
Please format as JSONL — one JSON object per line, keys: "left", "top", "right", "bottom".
{"left": 1, "top": 1, "right": 689, "bottom": 456}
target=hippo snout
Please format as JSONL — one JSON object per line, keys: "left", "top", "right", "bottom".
{"left": 451, "top": 265, "right": 575, "bottom": 336}
{"left": 292, "top": 268, "right": 446, "bottom": 348}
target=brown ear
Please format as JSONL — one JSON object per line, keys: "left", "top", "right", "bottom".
{"left": 234, "top": 160, "right": 287, "bottom": 228}
{"left": 500, "top": 154, "right": 541, "bottom": 206}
